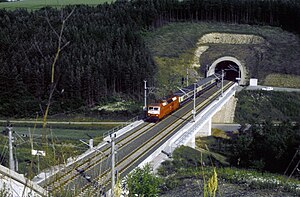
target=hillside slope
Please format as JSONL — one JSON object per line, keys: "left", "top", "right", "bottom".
{"left": 144, "top": 22, "right": 300, "bottom": 96}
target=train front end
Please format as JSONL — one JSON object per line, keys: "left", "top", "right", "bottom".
{"left": 147, "top": 103, "right": 161, "bottom": 122}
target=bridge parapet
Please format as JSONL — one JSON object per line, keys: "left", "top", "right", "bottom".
{"left": 171, "top": 83, "right": 237, "bottom": 149}
{"left": 0, "top": 164, "right": 47, "bottom": 197}
{"left": 140, "top": 83, "right": 238, "bottom": 170}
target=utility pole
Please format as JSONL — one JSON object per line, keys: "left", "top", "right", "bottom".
{"left": 186, "top": 67, "right": 189, "bottom": 86}
{"left": 193, "top": 83, "right": 196, "bottom": 122}
{"left": 110, "top": 133, "right": 116, "bottom": 197}
{"left": 144, "top": 80, "right": 147, "bottom": 111}
{"left": 8, "top": 126, "right": 15, "bottom": 171}
{"left": 37, "top": 154, "right": 40, "bottom": 175}
{"left": 14, "top": 143, "right": 18, "bottom": 172}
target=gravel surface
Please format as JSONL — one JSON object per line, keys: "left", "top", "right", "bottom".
{"left": 160, "top": 179, "right": 298, "bottom": 197}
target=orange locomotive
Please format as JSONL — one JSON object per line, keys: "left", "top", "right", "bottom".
{"left": 147, "top": 96, "right": 180, "bottom": 121}
{"left": 146, "top": 74, "right": 220, "bottom": 121}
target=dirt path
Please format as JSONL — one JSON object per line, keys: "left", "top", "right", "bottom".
{"left": 0, "top": 120, "right": 127, "bottom": 125}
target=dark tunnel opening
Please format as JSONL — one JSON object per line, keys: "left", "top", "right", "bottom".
{"left": 215, "top": 61, "right": 240, "bottom": 82}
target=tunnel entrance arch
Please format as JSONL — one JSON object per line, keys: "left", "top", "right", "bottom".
{"left": 207, "top": 56, "right": 247, "bottom": 85}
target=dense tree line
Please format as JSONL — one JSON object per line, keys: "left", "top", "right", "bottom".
{"left": 0, "top": 0, "right": 300, "bottom": 117}
{"left": 0, "top": 3, "right": 157, "bottom": 117}
{"left": 151, "top": 0, "right": 300, "bottom": 34}
{"left": 229, "top": 121, "right": 300, "bottom": 174}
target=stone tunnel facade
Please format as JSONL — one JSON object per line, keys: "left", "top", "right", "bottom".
{"left": 193, "top": 32, "right": 266, "bottom": 85}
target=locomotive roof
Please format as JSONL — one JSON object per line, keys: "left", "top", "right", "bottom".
{"left": 148, "top": 103, "right": 160, "bottom": 106}
{"left": 173, "top": 74, "right": 219, "bottom": 97}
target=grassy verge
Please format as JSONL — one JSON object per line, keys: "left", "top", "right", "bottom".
{"left": 218, "top": 167, "right": 300, "bottom": 193}
{"left": 0, "top": 125, "right": 108, "bottom": 176}
{"left": 234, "top": 90, "right": 300, "bottom": 123}
{"left": 153, "top": 51, "right": 197, "bottom": 98}
{"left": 0, "top": 0, "right": 114, "bottom": 10}
{"left": 158, "top": 146, "right": 300, "bottom": 195}
{"left": 195, "top": 128, "right": 231, "bottom": 164}
{"left": 263, "top": 73, "right": 300, "bottom": 88}
{"left": 12, "top": 126, "right": 110, "bottom": 140}
{"left": 1, "top": 121, "right": 120, "bottom": 130}
{"left": 160, "top": 166, "right": 300, "bottom": 195}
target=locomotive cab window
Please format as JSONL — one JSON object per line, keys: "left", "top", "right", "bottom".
{"left": 154, "top": 107, "right": 159, "bottom": 111}
{"left": 148, "top": 107, "right": 154, "bottom": 110}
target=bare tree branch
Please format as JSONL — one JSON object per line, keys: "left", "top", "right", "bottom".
{"left": 33, "top": 36, "right": 47, "bottom": 61}
{"left": 60, "top": 41, "right": 70, "bottom": 51}
{"left": 42, "top": 7, "right": 75, "bottom": 129}
{"left": 45, "top": 11, "right": 60, "bottom": 39}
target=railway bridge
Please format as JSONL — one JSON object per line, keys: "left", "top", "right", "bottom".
{"left": 33, "top": 80, "right": 237, "bottom": 196}
{"left": 141, "top": 81, "right": 237, "bottom": 170}
{"left": 1, "top": 79, "right": 237, "bottom": 197}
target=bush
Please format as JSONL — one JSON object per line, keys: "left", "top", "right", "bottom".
{"left": 228, "top": 121, "right": 300, "bottom": 174}
{"left": 126, "top": 164, "right": 162, "bottom": 196}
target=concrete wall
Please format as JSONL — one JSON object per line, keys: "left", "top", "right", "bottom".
{"left": 0, "top": 165, "right": 47, "bottom": 197}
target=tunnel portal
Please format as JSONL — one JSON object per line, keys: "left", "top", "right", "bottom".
{"left": 207, "top": 56, "right": 246, "bottom": 85}
{"left": 215, "top": 61, "right": 240, "bottom": 82}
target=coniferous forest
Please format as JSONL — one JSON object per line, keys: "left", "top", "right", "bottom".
{"left": 0, "top": 0, "right": 300, "bottom": 118}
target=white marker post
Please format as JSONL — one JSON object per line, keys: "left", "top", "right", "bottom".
{"left": 31, "top": 150, "right": 46, "bottom": 175}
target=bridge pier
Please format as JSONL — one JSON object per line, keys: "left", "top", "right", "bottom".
{"left": 186, "top": 119, "right": 212, "bottom": 148}
{"left": 195, "top": 118, "right": 212, "bottom": 137}
{"left": 186, "top": 135, "right": 195, "bottom": 148}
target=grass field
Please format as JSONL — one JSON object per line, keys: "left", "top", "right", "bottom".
{"left": 235, "top": 90, "right": 300, "bottom": 123}
{"left": 0, "top": 0, "right": 114, "bottom": 10}
{"left": 13, "top": 126, "right": 111, "bottom": 141}
{"left": 264, "top": 73, "right": 300, "bottom": 88}
{"left": 0, "top": 125, "right": 112, "bottom": 175}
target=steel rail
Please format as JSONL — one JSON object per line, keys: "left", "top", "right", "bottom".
{"left": 46, "top": 81, "right": 224, "bottom": 191}
{"left": 47, "top": 122, "right": 158, "bottom": 192}
{"left": 75, "top": 82, "right": 234, "bottom": 196}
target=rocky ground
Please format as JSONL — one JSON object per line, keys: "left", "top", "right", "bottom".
{"left": 160, "top": 178, "right": 298, "bottom": 197}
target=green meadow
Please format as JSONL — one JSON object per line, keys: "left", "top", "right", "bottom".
{"left": 13, "top": 126, "right": 109, "bottom": 141}
{"left": 0, "top": 0, "right": 114, "bottom": 10}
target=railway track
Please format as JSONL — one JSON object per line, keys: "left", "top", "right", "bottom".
{"left": 43, "top": 81, "right": 234, "bottom": 196}
{"left": 43, "top": 122, "right": 157, "bottom": 191}
{"left": 74, "top": 81, "right": 234, "bottom": 196}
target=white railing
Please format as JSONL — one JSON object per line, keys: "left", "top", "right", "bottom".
{"left": 102, "top": 116, "right": 140, "bottom": 138}
{"left": 172, "top": 83, "right": 237, "bottom": 149}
